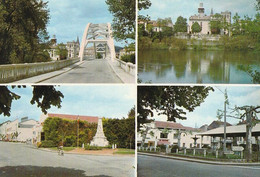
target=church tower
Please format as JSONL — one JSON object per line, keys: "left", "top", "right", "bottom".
{"left": 198, "top": 3, "right": 205, "bottom": 17}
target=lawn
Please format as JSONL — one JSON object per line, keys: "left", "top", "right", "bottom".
{"left": 113, "top": 148, "right": 135, "bottom": 155}
{"left": 48, "top": 147, "right": 76, "bottom": 151}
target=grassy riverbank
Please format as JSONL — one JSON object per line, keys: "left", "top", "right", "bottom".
{"left": 138, "top": 36, "right": 260, "bottom": 51}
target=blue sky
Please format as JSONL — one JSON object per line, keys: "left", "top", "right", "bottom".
{"left": 140, "top": 0, "right": 258, "bottom": 24}
{"left": 43, "top": 0, "right": 127, "bottom": 47}
{"left": 0, "top": 85, "right": 136, "bottom": 123}
{"left": 152, "top": 86, "right": 260, "bottom": 128}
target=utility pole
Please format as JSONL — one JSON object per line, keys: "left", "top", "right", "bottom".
{"left": 223, "top": 88, "right": 227, "bottom": 153}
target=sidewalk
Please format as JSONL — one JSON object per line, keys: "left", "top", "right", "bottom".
{"left": 107, "top": 59, "right": 135, "bottom": 83}
{"left": 138, "top": 152, "right": 260, "bottom": 166}
{"left": 13, "top": 61, "right": 84, "bottom": 84}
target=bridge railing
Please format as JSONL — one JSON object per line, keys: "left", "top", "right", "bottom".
{"left": 115, "top": 59, "right": 135, "bottom": 76}
{"left": 0, "top": 58, "right": 79, "bottom": 83}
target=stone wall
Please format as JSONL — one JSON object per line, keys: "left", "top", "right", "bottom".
{"left": 115, "top": 59, "right": 135, "bottom": 76}
{"left": 0, "top": 58, "right": 79, "bottom": 83}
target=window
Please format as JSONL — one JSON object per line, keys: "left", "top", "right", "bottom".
{"left": 190, "top": 143, "right": 192, "bottom": 148}
{"left": 160, "top": 133, "right": 168, "bottom": 139}
{"left": 183, "top": 143, "right": 185, "bottom": 148}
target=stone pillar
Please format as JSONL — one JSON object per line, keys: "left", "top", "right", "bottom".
{"left": 216, "top": 150, "right": 218, "bottom": 158}
{"left": 204, "top": 149, "right": 206, "bottom": 157}
{"left": 184, "top": 148, "right": 186, "bottom": 155}
{"left": 193, "top": 149, "right": 196, "bottom": 156}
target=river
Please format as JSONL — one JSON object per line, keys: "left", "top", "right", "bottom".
{"left": 138, "top": 50, "right": 260, "bottom": 84}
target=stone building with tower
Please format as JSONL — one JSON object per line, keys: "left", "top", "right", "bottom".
{"left": 66, "top": 37, "right": 80, "bottom": 59}
{"left": 188, "top": 3, "right": 231, "bottom": 35}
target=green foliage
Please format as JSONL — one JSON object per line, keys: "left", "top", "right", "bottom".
{"left": 113, "top": 148, "right": 135, "bottom": 154}
{"left": 137, "top": 86, "right": 214, "bottom": 130}
{"left": 128, "top": 106, "right": 135, "bottom": 118}
{"left": 30, "top": 86, "right": 64, "bottom": 114}
{"left": 221, "top": 35, "right": 255, "bottom": 51}
{"left": 237, "top": 65, "right": 260, "bottom": 83}
{"left": 85, "top": 145, "right": 103, "bottom": 150}
{"left": 106, "top": 0, "right": 137, "bottom": 40}
{"left": 41, "top": 140, "right": 56, "bottom": 148}
{"left": 210, "top": 13, "right": 223, "bottom": 34}
{"left": 56, "top": 43, "right": 68, "bottom": 60}
{"left": 174, "top": 16, "right": 188, "bottom": 32}
{"left": 0, "top": 86, "right": 21, "bottom": 116}
{"left": 96, "top": 53, "right": 102, "bottom": 59}
{"left": 0, "top": 0, "right": 50, "bottom": 64}
{"left": 0, "top": 86, "right": 63, "bottom": 117}
{"left": 43, "top": 117, "right": 97, "bottom": 147}
{"left": 121, "top": 54, "right": 135, "bottom": 64}
{"left": 138, "top": 0, "right": 152, "bottom": 10}
{"left": 103, "top": 117, "right": 135, "bottom": 149}
{"left": 191, "top": 22, "right": 202, "bottom": 33}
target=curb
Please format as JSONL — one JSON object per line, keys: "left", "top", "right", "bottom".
{"left": 35, "top": 61, "right": 84, "bottom": 83}
{"left": 13, "top": 60, "right": 84, "bottom": 84}
{"left": 138, "top": 152, "right": 260, "bottom": 166}
{"left": 106, "top": 59, "right": 125, "bottom": 83}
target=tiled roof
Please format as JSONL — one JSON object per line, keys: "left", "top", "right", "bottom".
{"left": 198, "top": 123, "right": 260, "bottom": 136}
{"left": 47, "top": 113, "right": 98, "bottom": 123}
{"left": 208, "top": 120, "right": 232, "bottom": 130}
{"left": 155, "top": 121, "right": 185, "bottom": 129}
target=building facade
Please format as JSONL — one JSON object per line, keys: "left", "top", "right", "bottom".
{"left": 188, "top": 3, "right": 231, "bottom": 35}
{"left": 137, "top": 121, "right": 211, "bottom": 149}
{"left": 66, "top": 37, "right": 80, "bottom": 59}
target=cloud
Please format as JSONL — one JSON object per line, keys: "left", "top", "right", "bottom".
{"left": 146, "top": 86, "right": 260, "bottom": 128}
{"left": 0, "top": 85, "right": 135, "bottom": 123}
{"left": 141, "top": 0, "right": 257, "bottom": 23}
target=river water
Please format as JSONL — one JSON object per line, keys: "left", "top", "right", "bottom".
{"left": 138, "top": 50, "right": 260, "bottom": 84}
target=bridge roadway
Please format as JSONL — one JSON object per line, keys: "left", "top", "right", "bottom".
{"left": 41, "top": 59, "right": 122, "bottom": 83}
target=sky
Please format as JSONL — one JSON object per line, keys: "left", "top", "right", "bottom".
{"left": 0, "top": 85, "right": 136, "bottom": 124}
{"left": 43, "top": 0, "right": 127, "bottom": 47}
{"left": 140, "top": 0, "right": 258, "bottom": 24}
{"left": 152, "top": 86, "right": 260, "bottom": 128}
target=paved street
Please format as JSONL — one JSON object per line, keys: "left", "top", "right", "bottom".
{"left": 0, "top": 142, "right": 134, "bottom": 177}
{"left": 138, "top": 154, "right": 260, "bottom": 177}
{"left": 41, "top": 59, "right": 122, "bottom": 83}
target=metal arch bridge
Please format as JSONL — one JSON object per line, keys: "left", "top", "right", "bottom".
{"left": 79, "top": 23, "right": 116, "bottom": 61}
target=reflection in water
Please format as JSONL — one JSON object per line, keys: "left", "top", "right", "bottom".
{"left": 138, "top": 50, "right": 260, "bottom": 83}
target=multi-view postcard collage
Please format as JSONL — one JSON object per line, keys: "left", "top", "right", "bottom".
{"left": 0, "top": 0, "right": 259, "bottom": 177}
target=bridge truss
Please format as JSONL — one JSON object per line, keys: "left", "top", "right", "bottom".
{"left": 79, "top": 23, "right": 116, "bottom": 61}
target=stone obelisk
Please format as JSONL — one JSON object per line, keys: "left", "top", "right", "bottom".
{"left": 90, "top": 117, "right": 109, "bottom": 147}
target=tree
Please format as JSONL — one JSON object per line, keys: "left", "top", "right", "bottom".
{"left": 0, "top": 86, "right": 64, "bottom": 117}
{"left": 232, "top": 13, "right": 241, "bottom": 35}
{"left": 210, "top": 13, "right": 223, "bottom": 34}
{"left": 234, "top": 106, "right": 260, "bottom": 162}
{"left": 174, "top": 16, "right": 188, "bottom": 33}
{"left": 256, "top": 0, "right": 260, "bottom": 11}
{"left": 128, "top": 106, "right": 135, "bottom": 118}
{"left": 106, "top": 0, "right": 135, "bottom": 41}
{"left": 106, "top": 0, "right": 151, "bottom": 41}
{"left": 137, "top": 86, "right": 213, "bottom": 130}
{"left": 56, "top": 43, "right": 68, "bottom": 60}
{"left": 191, "top": 22, "right": 202, "bottom": 33}
{"left": 0, "top": 0, "right": 50, "bottom": 64}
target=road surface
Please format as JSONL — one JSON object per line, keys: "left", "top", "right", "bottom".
{"left": 41, "top": 59, "right": 122, "bottom": 83}
{"left": 138, "top": 154, "right": 260, "bottom": 177}
{"left": 0, "top": 142, "right": 134, "bottom": 177}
